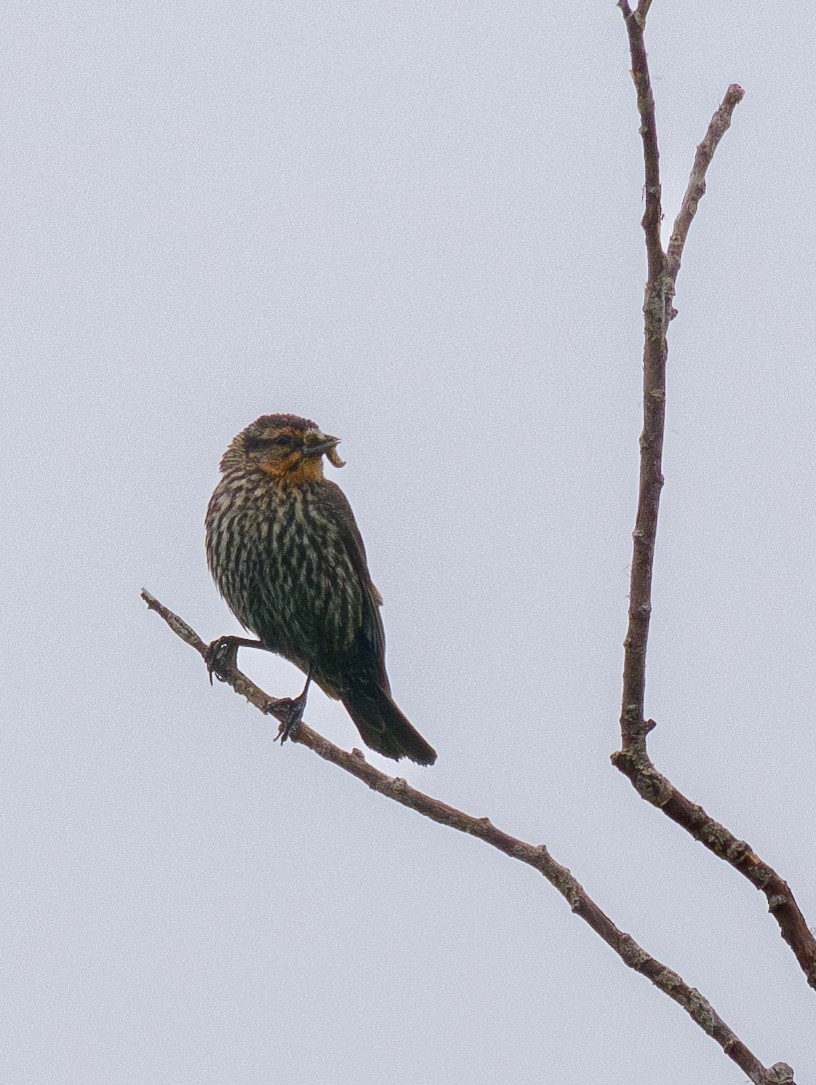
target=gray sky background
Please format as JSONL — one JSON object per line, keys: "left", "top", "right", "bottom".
{"left": 4, "top": 2, "right": 815, "bottom": 1082}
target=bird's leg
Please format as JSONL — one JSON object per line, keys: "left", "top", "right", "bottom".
{"left": 270, "top": 667, "right": 313, "bottom": 744}
{"left": 205, "top": 635, "right": 271, "bottom": 684}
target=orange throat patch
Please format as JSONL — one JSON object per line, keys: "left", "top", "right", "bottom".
{"left": 259, "top": 455, "right": 325, "bottom": 486}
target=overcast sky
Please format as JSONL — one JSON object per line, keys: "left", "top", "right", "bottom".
{"left": 4, "top": 2, "right": 815, "bottom": 1082}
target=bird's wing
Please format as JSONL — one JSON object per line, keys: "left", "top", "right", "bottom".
{"left": 319, "top": 480, "right": 388, "bottom": 674}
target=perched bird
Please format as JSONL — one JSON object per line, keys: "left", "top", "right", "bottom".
{"left": 205, "top": 414, "right": 437, "bottom": 765}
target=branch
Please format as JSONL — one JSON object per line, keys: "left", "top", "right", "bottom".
{"left": 611, "top": 753, "right": 816, "bottom": 991}
{"left": 142, "top": 589, "right": 796, "bottom": 1085}
{"left": 666, "top": 83, "right": 745, "bottom": 282}
{"left": 618, "top": 0, "right": 663, "bottom": 280}
{"left": 618, "top": 0, "right": 668, "bottom": 754}
{"left": 616, "top": 7, "right": 816, "bottom": 991}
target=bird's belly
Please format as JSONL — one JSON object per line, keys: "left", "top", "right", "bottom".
{"left": 227, "top": 502, "right": 363, "bottom": 683}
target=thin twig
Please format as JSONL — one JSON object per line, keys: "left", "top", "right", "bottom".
{"left": 636, "top": 0, "right": 654, "bottom": 25}
{"left": 618, "top": 0, "right": 663, "bottom": 281}
{"left": 615, "top": 7, "right": 816, "bottom": 991}
{"left": 618, "top": 0, "right": 668, "bottom": 753}
{"left": 141, "top": 589, "right": 796, "bottom": 1085}
{"left": 666, "top": 83, "right": 745, "bottom": 282}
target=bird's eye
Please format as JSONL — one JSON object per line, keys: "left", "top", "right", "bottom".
{"left": 246, "top": 433, "right": 291, "bottom": 452}
{"left": 252, "top": 434, "right": 290, "bottom": 448}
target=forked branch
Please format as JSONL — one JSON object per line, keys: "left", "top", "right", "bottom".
{"left": 615, "top": 2, "right": 816, "bottom": 990}
{"left": 142, "top": 589, "right": 795, "bottom": 1085}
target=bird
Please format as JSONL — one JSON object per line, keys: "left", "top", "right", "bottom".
{"left": 205, "top": 413, "right": 437, "bottom": 765}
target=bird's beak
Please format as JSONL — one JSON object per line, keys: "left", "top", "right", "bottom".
{"left": 303, "top": 431, "right": 340, "bottom": 457}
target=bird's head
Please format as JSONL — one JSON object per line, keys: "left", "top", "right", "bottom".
{"left": 221, "top": 414, "right": 345, "bottom": 483}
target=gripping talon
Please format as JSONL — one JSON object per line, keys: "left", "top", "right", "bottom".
{"left": 205, "top": 636, "right": 239, "bottom": 683}
{"left": 205, "top": 635, "right": 269, "bottom": 683}
{"left": 269, "top": 668, "right": 313, "bottom": 745}
{"left": 275, "top": 707, "right": 303, "bottom": 745}
{"left": 270, "top": 691, "right": 308, "bottom": 744}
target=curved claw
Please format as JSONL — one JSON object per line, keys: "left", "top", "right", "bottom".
{"left": 205, "top": 637, "right": 235, "bottom": 684}
{"left": 268, "top": 668, "right": 313, "bottom": 745}
{"left": 205, "top": 635, "right": 268, "bottom": 684}
{"left": 204, "top": 636, "right": 249, "bottom": 684}
{"left": 268, "top": 693, "right": 307, "bottom": 744}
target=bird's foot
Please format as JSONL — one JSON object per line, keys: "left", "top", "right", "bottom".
{"left": 205, "top": 636, "right": 242, "bottom": 684}
{"left": 267, "top": 693, "right": 308, "bottom": 744}
{"left": 205, "top": 635, "right": 268, "bottom": 684}
{"left": 268, "top": 669, "right": 312, "bottom": 745}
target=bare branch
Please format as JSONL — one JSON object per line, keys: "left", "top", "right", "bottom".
{"left": 142, "top": 589, "right": 797, "bottom": 1085}
{"left": 619, "top": 0, "right": 663, "bottom": 280}
{"left": 636, "top": 0, "right": 655, "bottom": 24}
{"left": 611, "top": 748, "right": 816, "bottom": 989}
{"left": 666, "top": 84, "right": 745, "bottom": 283}
{"left": 618, "top": 0, "right": 668, "bottom": 755}
{"left": 615, "top": 9, "right": 816, "bottom": 991}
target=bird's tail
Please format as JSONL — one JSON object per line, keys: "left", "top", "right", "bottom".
{"left": 340, "top": 685, "right": 437, "bottom": 765}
